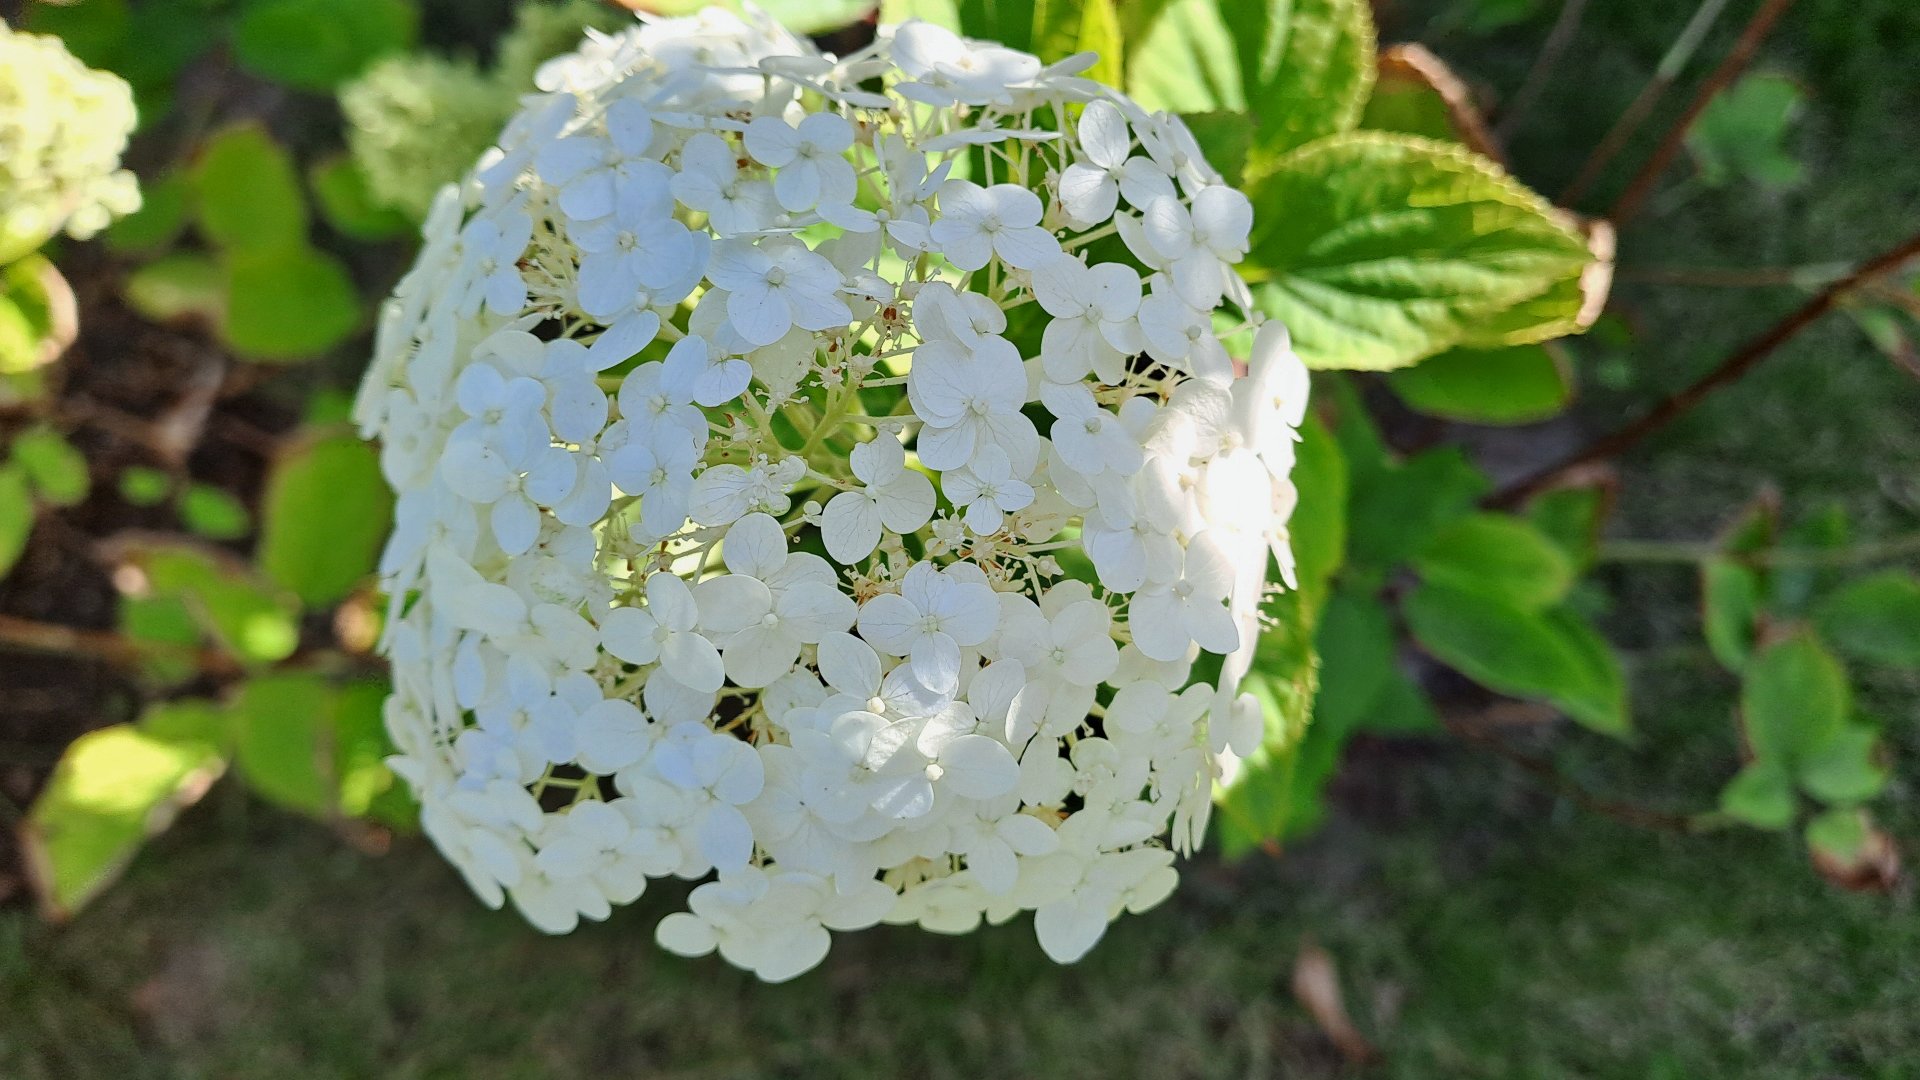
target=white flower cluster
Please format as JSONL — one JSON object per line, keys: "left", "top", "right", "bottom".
{"left": 0, "top": 24, "right": 140, "bottom": 264}
{"left": 355, "top": 8, "right": 1307, "bottom": 981}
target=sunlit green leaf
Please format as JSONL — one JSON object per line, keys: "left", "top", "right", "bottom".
{"left": 258, "top": 432, "right": 393, "bottom": 605}
{"left": 22, "top": 719, "right": 226, "bottom": 919}
{"left": 229, "top": 673, "right": 335, "bottom": 816}
{"left": 11, "top": 426, "right": 90, "bottom": 507}
{"left": 0, "top": 463, "right": 32, "bottom": 578}
{"left": 139, "top": 544, "right": 301, "bottom": 664}
{"left": 1242, "top": 133, "right": 1591, "bottom": 371}
{"left": 1129, "top": 0, "right": 1374, "bottom": 163}
{"left": 118, "top": 466, "right": 173, "bottom": 507}
{"left": 180, "top": 483, "right": 251, "bottom": 541}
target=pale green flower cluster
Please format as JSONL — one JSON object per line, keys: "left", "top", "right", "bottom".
{"left": 0, "top": 25, "right": 141, "bottom": 264}
{"left": 342, "top": 0, "right": 626, "bottom": 220}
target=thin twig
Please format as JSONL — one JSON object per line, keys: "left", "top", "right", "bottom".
{"left": 1609, "top": 0, "right": 1799, "bottom": 225}
{"left": 1494, "top": 0, "right": 1590, "bottom": 142}
{"left": 1441, "top": 714, "right": 1701, "bottom": 833}
{"left": 1489, "top": 229, "right": 1920, "bottom": 509}
{"left": 0, "top": 612, "right": 236, "bottom": 677}
{"left": 1560, "top": 0, "right": 1739, "bottom": 206}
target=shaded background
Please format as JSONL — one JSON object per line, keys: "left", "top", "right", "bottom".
{"left": 4, "top": 0, "right": 1920, "bottom": 1075}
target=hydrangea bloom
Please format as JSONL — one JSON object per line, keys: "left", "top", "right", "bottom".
{"left": 356, "top": 7, "right": 1308, "bottom": 981}
{"left": 0, "top": 24, "right": 140, "bottom": 263}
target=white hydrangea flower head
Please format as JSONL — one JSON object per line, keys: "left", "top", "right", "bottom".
{"left": 356, "top": 5, "right": 1309, "bottom": 981}
{"left": 0, "top": 24, "right": 141, "bottom": 263}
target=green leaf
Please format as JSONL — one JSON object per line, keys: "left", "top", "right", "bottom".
{"left": 257, "top": 433, "right": 394, "bottom": 605}
{"left": 1741, "top": 631, "right": 1849, "bottom": 767}
{"left": 1804, "top": 806, "right": 1868, "bottom": 863}
{"left": 1718, "top": 760, "right": 1795, "bottom": 830}
{"left": 310, "top": 156, "right": 414, "bottom": 242}
{"left": 1288, "top": 414, "right": 1349, "bottom": 600}
{"left": 0, "top": 255, "right": 75, "bottom": 373}
{"left": 234, "top": 0, "right": 419, "bottom": 92}
{"left": 1813, "top": 570, "right": 1920, "bottom": 670}
{"left": 22, "top": 719, "right": 226, "bottom": 919}
{"left": 1175, "top": 111, "right": 1256, "bottom": 186}
{"left": 193, "top": 125, "right": 308, "bottom": 255}
{"left": 1798, "top": 723, "right": 1887, "bottom": 805}
{"left": 1414, "top": 512, "right": 1575, "bottom": 609}
{"left": 105, "top": 173, "right": 191, "bottom": 255}
{"left": 1405, "top": 583, "right": 1630, "bottom": 736}
{"left": 0, "top": 463, "right": 33, "bottom": 578}
{"left": 1385, "top": 344, "right": 1571, "bottom": 425}
{"left": 222, "top": 247, "right": 361, "bottom": 362}
{"left": 1346, "top": 445, "right": 1489, "bottom": 572}
{"left": 180, "top": 483, "right": 251, "bottom": 540}
{"left": 1213, "top": 590, "right": 1323, "bottom": 853}
{"left": 1770, "top": 504, "right": 1848, "bottom": 615}
{"left": 11, "top": 426, "right": 90, "bottom": 507}
{"left": 1360, "top": 44, "right": 1485, "bottom": 147}
{"left": 1242, "top": 133, "right": 1591, "bottom": 371}
{"left": 1702, "top": 559, "right": 1764, "bottom": 673}
{"left": 125, "top": 253, "right": 226, "bottom": 324}
{"left": 118, "top": 466, "right": 173, "bottom": 507}
{"left": 1310, "top": 587, "right": 1394, "bottom": 734}
{"left": 139, "top": 544, "right": 301, "bottom": 665}
{"left": 1525, "top": 484, "right": 1607, "bottom": 572}
{"left": 1129, "top": 0, "right": 1375, "bottom": 162}
{"left": 1687, "top": 73, "right": 1805, "bottom": 189}
{"left": 229, "top": 673, "right": 335, "bottom": 816}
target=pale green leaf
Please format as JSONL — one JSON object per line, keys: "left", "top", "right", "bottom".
{"left": 22, "top": 720, "right": 226, "bottom": 919}
{"left": 1243, "top": 133, "right": 1591, "bottom": 371}
{"left": 180, "top": 483, "right": 251, "bottom": 541}
{"left": 126, "top": 253, "right": 226, "bottom": 324}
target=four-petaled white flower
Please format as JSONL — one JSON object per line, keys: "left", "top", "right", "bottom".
{"left": 856, "top": 562, "right": 999, "bottom": 693}
{"left": 820, "top": 434, "right": 936, "bottom": 563}
{"left": 930, "top": 180, "right": 1060, "bottom": 271}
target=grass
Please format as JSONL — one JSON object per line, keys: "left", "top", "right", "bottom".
{"left": 6, "top": 0, "right": 1920, "bottom": 1075}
